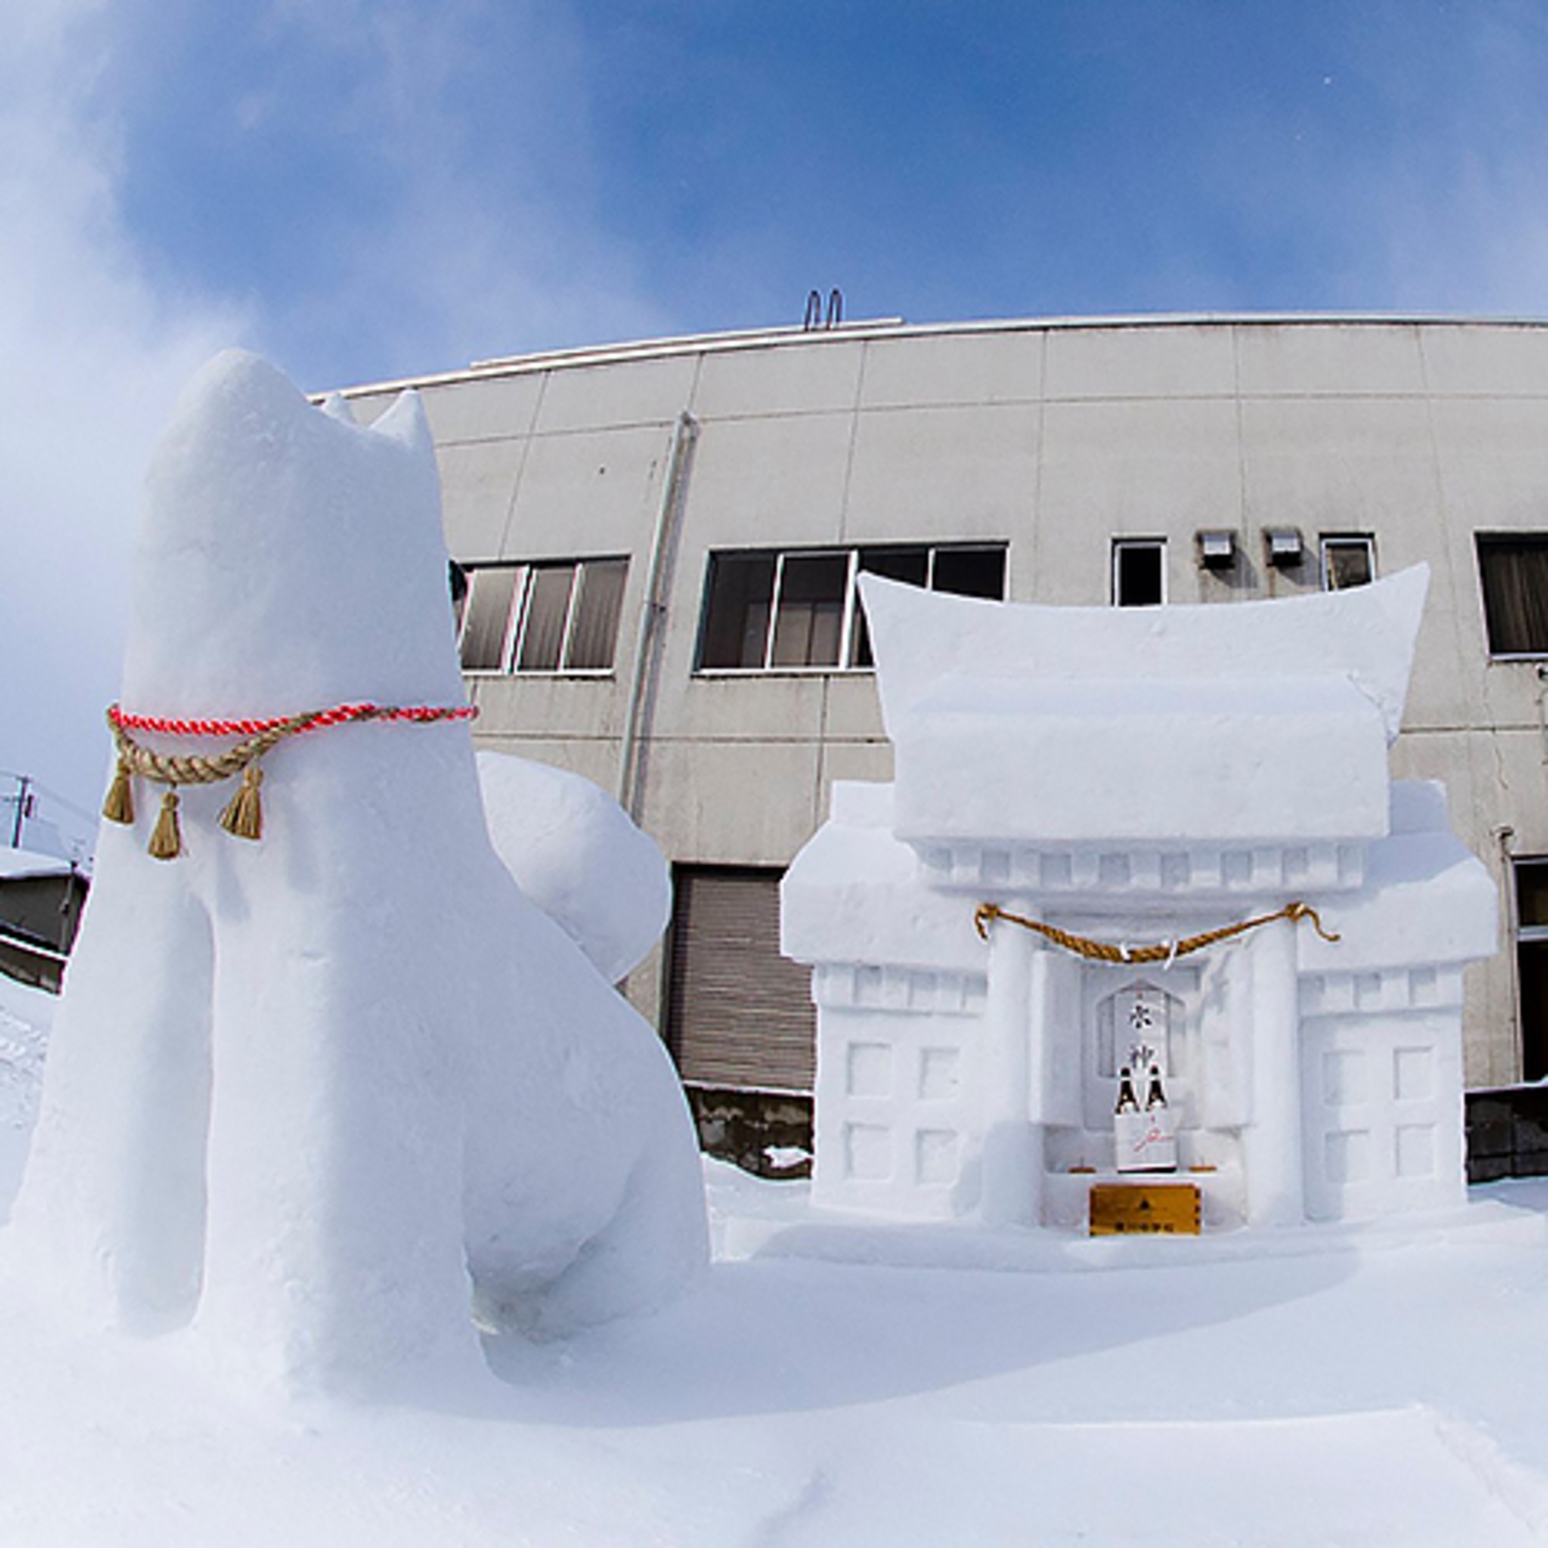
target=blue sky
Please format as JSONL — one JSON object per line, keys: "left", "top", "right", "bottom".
{"left": 89, "top": 0, "right": 1548, "bottom": 390}
{"left": 5, "top": 0, "right": 1548, "bottom": 833}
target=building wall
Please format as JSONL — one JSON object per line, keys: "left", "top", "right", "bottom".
{"left": 343, "top": 317, "right": 1548, "bottom": 1090}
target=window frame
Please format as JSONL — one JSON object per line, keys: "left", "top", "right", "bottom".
{"left": 1319, "top": 533, "right": 1377, "bottom": 592}
{"left": 693, "top": 542, "right": 1008, "bottom": 675}
{"left": 456, "top": 556, "right": 628, "bottom": 677}
{"left": 1515, "top": 857, "right": 1548, "bottom": 1081}
{"left": 1476, "top": 532, "right": 1548, "bottom": 661}
{"left": 1111, "top": 538, "right": 1167, "bottom": 608}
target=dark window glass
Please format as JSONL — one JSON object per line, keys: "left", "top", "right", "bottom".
{"left": 933, "top": 545, "right": 1006, "bottom": 600}
{"left": 517, "top": 564, "right": 575, "bottom": 672}
{"left": 1516, "top": 859, "right": 1548, "bottom": 1080}
{"left": 1478, "top": 535, "right": 1548, "bottom": 656}
{"left": 703, "top": 541, "right": 1011, "bottom": 672}
{"left": 770, "top": 553, "right": 848, "bottom": 667}
{"left": 459, "top": 567, "right": 519, "bottom": 670}
{"left": 1323, "top": 537, "right": 1374, "bottom": 591}
{"left": 1115, "top": 541, "right": 1164, "bottom": 607}
{"left": 851, "top": 547, "right": 929, "bottom": 667}
{"left": 1521, "top": 940, "right": 1548, "bottom": 1081}
{"left": 1518, "top": 861, "right": 1548, "bottom": 930}
{"left": 860, "top": 546, "right": 931, "bottom": 588}
{"left": 699, "top": 552, "right": 776, "bottom": 668}
{"left": 567, "top": 559, "right": 627, "bottom": 670}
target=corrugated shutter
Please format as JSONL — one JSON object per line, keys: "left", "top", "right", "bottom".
{"left": 667, "top": 866, "right": 816, "bottom": 1092}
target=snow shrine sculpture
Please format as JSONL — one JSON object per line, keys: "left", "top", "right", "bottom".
{"left": 10, "top": 351, "right": 707, "bottom": 1394}
{"left": 782, "top": 571, "right": 1498, "bottom": 1231}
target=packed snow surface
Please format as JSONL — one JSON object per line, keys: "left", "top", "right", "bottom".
{"left": 0, "top": 973, "right": 51, "bottom": 1222}
{"left": 0, "top": 983, "right": 1547, "bottom": 1544}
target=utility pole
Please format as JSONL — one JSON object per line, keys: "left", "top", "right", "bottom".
{"left": 8, "top": 774, "right": 31, "bottom": 849}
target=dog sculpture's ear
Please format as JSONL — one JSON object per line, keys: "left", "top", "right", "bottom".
{"left": 317, "top": 392, "right": 357, "bottom": 426}
{"left": 369, "top": 389, "right": 432, "bottom": 456}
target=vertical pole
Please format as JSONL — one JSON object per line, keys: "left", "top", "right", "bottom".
{"left": 1242, "top": 916, "right": 1305, "bottom": 1227}
{"left": 10, "top": 775, "right": 30, "bottom": 849}
{"left": 616, "top": 412, "right": 697, "bottom": 822}
{"left": 980, "top": 918, "right": 1038, "bottom": 1227}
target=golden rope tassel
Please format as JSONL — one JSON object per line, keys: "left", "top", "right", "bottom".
{"left": 1281, "top": 900, "right": 1341, "bottom": 942}
{"left": 102, "top": 700, "right": 476, "bottom": 859}
{"left": 218, "top": 762, "right": 264, "bottom": 841}
{"left": 973, "top": 899, "right": 1340, "bottom": 962}
{"left": 101, "top": 757, "right": 136, "bottom": 826}
{"left": 147, "top": 788, "right": 184, "bottom": 861}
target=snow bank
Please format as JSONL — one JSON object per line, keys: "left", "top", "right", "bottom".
{"left": 7, "top": 351, "right": 706, "bottom": 1398}
{"left": 0, "top": 974, "right": 51, "bottom": 1223}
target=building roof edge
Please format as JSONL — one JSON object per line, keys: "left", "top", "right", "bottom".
{"left": 327, "top": 310, "right": 1548, "bottom": 399}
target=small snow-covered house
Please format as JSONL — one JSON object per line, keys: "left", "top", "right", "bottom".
{"left": 781, "top": 567, "right": 1497, "bottom": 1229}
{"left": 0, "top": 848, "right": 88, "bottom": 993}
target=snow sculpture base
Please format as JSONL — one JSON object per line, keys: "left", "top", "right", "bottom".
{"left": 783, "top": 574, "right": 1497, "bottom": 1235}
{"left": 8, "top": 352, "right": 707, "bottom": 1396}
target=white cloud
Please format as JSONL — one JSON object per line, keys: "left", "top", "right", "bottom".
{"left": 0, "top": 2, "right": 242, "bottom": 833}
{"left": 0, "top": 1, "right": 677, "bottom": 838}
{"left": 215, "top": 0, "right": 673, "bottom": 385}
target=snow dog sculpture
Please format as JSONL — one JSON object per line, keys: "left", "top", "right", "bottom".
{"left": 11, "top": 351, "right": 707, "bottom": 1395}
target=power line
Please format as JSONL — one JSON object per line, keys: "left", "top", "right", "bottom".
{"left": 0, "top": 770, "right": 97, "bottom": 824}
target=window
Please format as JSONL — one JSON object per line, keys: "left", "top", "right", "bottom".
{"left": 1112, "top": 539, "right": 1165, "bottom": 607}
{"left": 696, "top": 543, "right": 1007, "bottom": 672}
{"left": 1516, "top": 859, "right": 1548, "bottom": 1080}
{"left": 1321, "top": 535, "right": 1375, "bottom": 591}
{"left": 457, "top": 558, "right": 628, "bottom": 674}
{"left": 1477, "top": 534, "right": 1548, "bottom": 657}
{"left": 459, "top": 567, "right": 520, "bottom": 671}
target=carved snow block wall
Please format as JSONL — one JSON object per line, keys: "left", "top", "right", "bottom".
{"left": 810, "top": 965, "right": 987, "bottom": 1219}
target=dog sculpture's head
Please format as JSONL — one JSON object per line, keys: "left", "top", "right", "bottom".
{"left": 120, "top": 350, "right": 463, "bottom": 718}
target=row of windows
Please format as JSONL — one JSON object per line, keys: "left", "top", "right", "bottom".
{"left": 458, "top": 558, "right": 628, "bottom": 674}
{"left": 1111, "top": 533, "right": 1376, "bottom": 607}
{"left": 698, "top": 544, "right": 1006, "bottom": 671}
{"left": 455, "top": 544, "right": 1006, "bottom": 676}
{"left": 455, "top": 532, "right": 1548, "bottom": 675}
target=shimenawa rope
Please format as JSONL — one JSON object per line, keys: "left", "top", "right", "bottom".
{"left": 102, "top": 700, "right": 478, "bottom": 859}
{"left": 973, "top": 899, "right": 1340, "bottom": 963}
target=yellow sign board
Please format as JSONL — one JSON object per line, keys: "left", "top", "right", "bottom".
{"left": 1088, "top": 1181, "right": 1201, "bottom": 1236}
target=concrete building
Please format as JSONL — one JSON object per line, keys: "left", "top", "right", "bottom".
{"left": 336, "top": 314, "right": 1548, "bottom": 1171}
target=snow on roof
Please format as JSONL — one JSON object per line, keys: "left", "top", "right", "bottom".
{"left": 860, "top": 564, "right": 1429, "bottom": 747}
{"left": 0, "top": 847, "right": 75, "bottom": 882}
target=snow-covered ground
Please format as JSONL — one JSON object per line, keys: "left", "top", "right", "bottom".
{"left": 0, "top": 972, "right": 50, "bottom": 1221}
{"left": 1, "top": 973, "right": 1547, "bottom": 1544}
